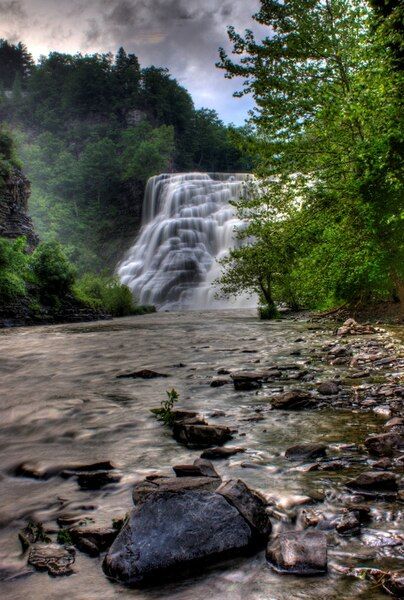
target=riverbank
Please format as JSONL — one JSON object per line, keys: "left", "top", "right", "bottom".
{"left": 0, "top": 310, "right": 402, "bottom": 599}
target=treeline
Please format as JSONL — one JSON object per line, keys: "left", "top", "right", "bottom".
{"left": 217, "top": 0, "right": 403, "bottom": 316}
{"left": 0, "top": 42, "right": 253, "bottom": 272}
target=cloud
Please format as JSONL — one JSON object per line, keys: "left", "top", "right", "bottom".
{"left": 0, "top": 0, "right": 262, "bottom": 124}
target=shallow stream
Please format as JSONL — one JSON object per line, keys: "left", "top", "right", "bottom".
{"left": 0, "top": 310, "right": 402, "bottom": 599}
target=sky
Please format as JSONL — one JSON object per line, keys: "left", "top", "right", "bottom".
{"left": 0, "top": 0, "right": 264, "bottom": 125}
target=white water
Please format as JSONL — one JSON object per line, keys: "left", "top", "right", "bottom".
{"left": 118, "top": 173, "right": 255, "bottom": 309}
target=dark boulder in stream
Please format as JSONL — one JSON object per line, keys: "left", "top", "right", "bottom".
{"left": 285, "top": 443, "right": 327, "bottom": 461}
{"left": 216, "top": 479, "right": 271, "bottom": 538}
{"left": 132, "top": 476, "right": 220, "bottom": 504}
{"left": 172, "top": 422, "right": 233, "bottom": 448}
{"left": 201, "top": 446, "right": 245, "bottom": 459}
{"left": 364, "top": 432, "right": 403, "bottom": 457}
{"left": 266, "top": 531, "right": 327, "bottom": 575}
{"left": 270, "top": 389, "right": 316, "bottom": 409}
{"left": 347, "top": 471, "right": 398, "bottom": 495}
{"left": 103, "top": 490, "right": 256, "bottom": 586}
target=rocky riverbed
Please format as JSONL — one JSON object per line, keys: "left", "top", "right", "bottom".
{"left": 0, "top": 310, "right": 402, "bottom": 599}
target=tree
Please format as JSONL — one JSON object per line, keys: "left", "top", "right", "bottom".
{"left": 217, "top": 0, "right": 403, "bottom": 312}
{"left": 0, "top": 40, "right": 33, "bottom": 89}
{"left": 121, "top": 123, "right": 175, "bottom": 183}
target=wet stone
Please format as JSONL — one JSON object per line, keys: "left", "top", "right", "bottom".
{"left": 266, "top": 531, "right": 327, "bottom": 575}
{"left": 210, "top": 376, "right": 231, "bottom": 388}
{"left": 231, "top": 371, "right": 266, "bottom": 391}
{"left": 28, "top": 543, "right": 75, "bottom": 577}
{"left": 364, "top": 432, "right": 403, "bottom": 457}
{"left": 346, "top": 471, "right": 398, "bottom": 495}
{"left": 172, "top": 422, "right": 233, "bottom": 448}
{"left": 103, "top": 490, "right": 255, "bottom": 586}
{"left": 317, "top": 381, "right": 340, "bottom": 396}
{"left": 173, "top": 458, "right": 220, "bottom": 479}
{"left": 116, "top": 369, "right": 169, "bottom": 379}
{"left": 200, "top": 446, "right": 245, "bottom": 460}
{"left": 216, "top": 479, "right": 272, "bottom": 538}
{"left": 335, "top": 511, "right": 361, "bottom": 535}
{"left": 270, "top": 389, "right": 316, "bottom": 409}
{"left": 132, "top": 476, "right": 220, "bottom": 504}
{"left": 285, "top": 443, "right": 327, "bottom": 461}
{"left": 69, "top": 523, "right": 119, "bottom": 556}
{"left": 76, "top": 471, "right": 121, "bottom": 490}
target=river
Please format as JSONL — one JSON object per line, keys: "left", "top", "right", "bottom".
{"left": 0, "top": 310, "right": 401, "bottom": 599}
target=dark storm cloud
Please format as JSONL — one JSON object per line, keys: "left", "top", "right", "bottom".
{"left": 0, "top": 0, "right": 26, "bottom": 18}
{"left": 0, "top": 0, "right": 263, "bottom": 124}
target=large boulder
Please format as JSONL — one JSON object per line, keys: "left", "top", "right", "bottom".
{"left": 103, "top": 490, "right": 255, "bottom": 586}
{"left": 132, "top": 476, "right": 220, "bottom": 504}
{"left": 172, "top": 422, "right": 233, "bottom": 448}
{"left": 270, "top": 389, "right": 316, "bottom": 409}
{"left": 216, "top": 479, "right": 271, "bottom": 538}
{"left": 364, "top": 432, "right": 403, "bottom": 457}
{"left": 266, "top": 531, "right": 327, "bottom": 575}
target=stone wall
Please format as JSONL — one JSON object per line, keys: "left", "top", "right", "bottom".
{"left": 0, "top": 168, "right": 39, "bottom": 250}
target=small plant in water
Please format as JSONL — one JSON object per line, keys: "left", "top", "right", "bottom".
{"left": 57, "top": 528, "right": 73, "bottom": 545}
{"left": 150, "top": 388, "right": 179, "bottom": 426}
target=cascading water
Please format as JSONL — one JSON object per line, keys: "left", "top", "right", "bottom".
{"left": 118, "top": 172, "right": 255, "bottom": 309}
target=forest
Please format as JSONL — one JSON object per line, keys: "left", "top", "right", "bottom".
{"left": 0, "top": 42, "right": 252, "bottom": 272}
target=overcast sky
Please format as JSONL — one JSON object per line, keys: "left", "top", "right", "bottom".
{"left": 0, "top": 0, "right": 265, "bottom": 125}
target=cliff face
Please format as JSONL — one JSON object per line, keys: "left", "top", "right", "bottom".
{"left": 0, "top": 168, "right": 39, "bottom": 250}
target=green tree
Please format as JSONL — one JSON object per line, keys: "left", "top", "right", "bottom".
{"left": 121, "top": 123, "right": 175, "bottom": 183}
{"left": 217, "top": 0, "right": 403, "bottom": 311}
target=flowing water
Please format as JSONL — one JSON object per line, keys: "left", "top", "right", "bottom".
{"left": 118, "top": 173, "right": 254, "bottom": 309}
{"left": 0, "top": 311, "right": 401, "bottom": 599}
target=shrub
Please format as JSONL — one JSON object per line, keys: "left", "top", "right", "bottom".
{"left": 151, "top": 388, "right": 179, "bottom": 426}
{"left": 258, "top": 303, "right": 279, "bottom": 320}
{"left": 73, "top": 273, "right": 138, "bottom": 317}
{"left": 0, "top": 237, "right": 28, "bottom": 302}
{"left": 29, "top": 241, "right": 76, "bottom": 301}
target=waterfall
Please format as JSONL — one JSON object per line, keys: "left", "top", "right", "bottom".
{"left": 117, "top": 172, "right": 255, "bottom": 310}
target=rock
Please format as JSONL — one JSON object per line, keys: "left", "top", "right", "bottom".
{"left": 103, "top": 490, "right": 255, "bottom": 585}
{"left": 217, "top": 368, "right": 231, "bottom": 375}
{"left": 69, "top": 523, "right": 118, "bottom": 556}
{"left": 13, "top": 462, "right": 53, "bottom": 480}
{"left": 170, "top": 410, "right": 201, "bottom": 423}
{"left": 364, "top": 432, "right": 403, "bottom": 457}
{"left": 373, "top": 457, "right": 392, "bottom": 469}
{"left": 14, "top": 460, "right": 116, "bottom": 480}
{"left": 231, "top": 371, "right": 266, "bottom": 391}
{"left": 385, "top": 417, "right": 404, "bottom": 431}
{"left": 117, "top": 369, "right": 168, "bottom": 379}
{"left": 336, "top": 512, "right": 361, "bottom": 535}
{"left": 132, "top": 476, "right": 220, "bottom": 504}
{"left": 28, "top": 543, "right": 75, "bottom": 576}
{"left": 300, "top": 509, "right": 322, "bottom": 529}
{"left": 266, "top": 531, "right": 327, "bottom": 575}
{"left": 60, "top": 461, "right": 116, "bottom": 478}
{"left": 270, "top": 389, "right": 316, "bottom": 409}
{"left": 216, "top": 479, "right": 271, "bottom": 538}
{"left": 317, "top": 460, "right": 346, "bottom": 471}
{"left": 285, "top": 443, "right": 327, "bottom": 461}
{"left": 76, "top": 471, "right": 121, "bottom": 490}
{"left": 210, "top": 377, "right": 231, "bottom": 387}
{"left": 342, "top": 503, "right": 371, "bottom": 523}
{"left": 172, "top": 422, "right": 233, "bottom": 448}
{"left": 200, "top": 447, "right": 245, "bottom": 460}
{"left": 328, "top": 344, "right": 351, "bottom": 357}
{"left": 337, "top": 319, "right": 377, "bottom": 337}
{"left": 317, "top": 381, "right": 339, "bottom": 396}
{"left": 347, "top": 471, "right": 398, "bottom": 495}
{"left": 173, "top": 458, "right": 220, "bottom": 479}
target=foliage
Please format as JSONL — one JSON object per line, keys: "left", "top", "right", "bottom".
{"left": 73, "top": 273, "right": 140, "bottom": 317}
{"left": 151, "top": 388, "right": 179, "bottom": 426}
{"left": 56, "top": 528, "right": 73, "bottom": 545}
{"left": 0, "top": 237, "right": 29, "bottom": 302}
{"left": 29, "top": 241, "right": 76, "bottom": 302}
{"left": 0, "top": 39, "right": 33, "bottom": 89}
{"left": 217, "top": 0, "right": 404, "bottom": 312}
{"left": 0, "top": 45, "right": 252, "bottom": 273}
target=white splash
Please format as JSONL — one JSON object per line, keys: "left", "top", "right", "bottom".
{"left": 117, "top": 172, "right": 255, "bottom": 309}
